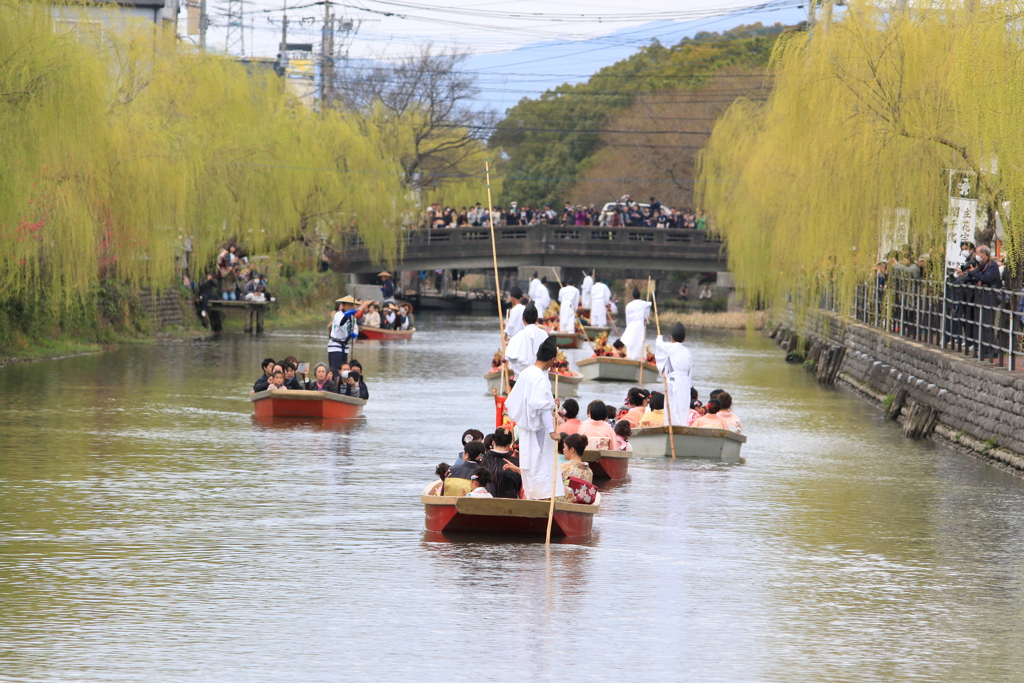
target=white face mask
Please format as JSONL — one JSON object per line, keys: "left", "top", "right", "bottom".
{"left": 961, "top": 249, "right": 971, "bottom": 258}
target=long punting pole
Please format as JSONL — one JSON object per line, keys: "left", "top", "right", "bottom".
{"left": 485, "top": 160, "right": 509, "bottom": 394}
{"left": 546, "top": 372, "right": 560, "bottom": 544}
{"left": 650, "top": 284, "right": 677, "bottom": 459}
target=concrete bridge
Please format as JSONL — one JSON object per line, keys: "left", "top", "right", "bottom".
{"left": 337, "top": 224, "right": 727, "bottom": 274}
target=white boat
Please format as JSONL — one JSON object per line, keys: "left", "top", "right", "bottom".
{"left": 576, "top": 356, "right": 659, "bottom": 383}
{"left": 629, "top": 425, "right": 746, "bottom": 463}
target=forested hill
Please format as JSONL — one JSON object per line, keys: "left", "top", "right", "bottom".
{"left": 491, "top": 23, "right": 790, "bottom": 209}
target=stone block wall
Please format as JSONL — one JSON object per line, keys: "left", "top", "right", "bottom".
{"left": 792, "top": 313, "right": 1024, "bottom": 465}
{"left": 138, "top": 288, "right": 189, "bottom": 330}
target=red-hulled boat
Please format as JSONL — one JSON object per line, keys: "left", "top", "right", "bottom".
{"left": 421, "top": 481, "right": 599, "bottom": 538}
{"left": 358, "top": 326, "right": 415, "bottom": 341}
{"left": 250, "top": 389, "right": 366, "bottom": 419}
{"left": 581, "top": 449, "right": 631, "bottom": 480}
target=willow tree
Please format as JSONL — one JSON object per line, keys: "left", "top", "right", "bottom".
{"left": 0, "top": 2, "right": 409, "bottom": 343}
{"left": 696, "top": 0, "right": 1024, "bottom": 310}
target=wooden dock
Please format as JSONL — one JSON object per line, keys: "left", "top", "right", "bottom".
{"left": 207, "top": 300, "right": 271, "bottom": 333}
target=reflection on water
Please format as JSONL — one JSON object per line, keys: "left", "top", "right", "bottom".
{"left": 2, "top": 318, "right": 1024, "bottom": 681}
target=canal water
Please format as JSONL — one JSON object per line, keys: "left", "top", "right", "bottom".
{"left": 2, "top": 317, "right": 1024, "bottom": 682}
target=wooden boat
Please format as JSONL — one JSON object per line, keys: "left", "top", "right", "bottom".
{"left": 483, "top": 369, "right": 583, "bottom": 396}
{"left": 549, "top": 331, "right": 585, "bottom": 349}
{"left": 629, "top": 425, "right": 746, "bottom": 463}
{"left": 421, "top": 481, "right": 599, "bottom": 538}
{"left": 582, "top": 325, "right": 612, "bottom": 341}
{"left": 581, "top": 449, "right": 631, "bottom": 480}
{"left": 250, "top": 389, "right": 366, "bottom": 419}
{"left": 577, "top": 356, "right": 660, "bottom": 383}
{"left": 358, "top": 326, "right": 415, "bottom": 341}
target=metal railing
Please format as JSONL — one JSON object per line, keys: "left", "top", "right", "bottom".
{"left": 828, "top": 277, "right": 1023, "bottom": 371}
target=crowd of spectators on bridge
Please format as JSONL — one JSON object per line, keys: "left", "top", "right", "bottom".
{"left": 423, "top": 195, "right": 709, "bottom": 231}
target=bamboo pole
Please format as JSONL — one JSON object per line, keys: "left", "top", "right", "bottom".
{"left": 485, "top": 160, "right": 510, "bottom": 394}
{"left": 651, "top": 285, "right": 676, "bottom": 459}
{"left": 546, "top": 372, "right": 560, "bottom": 545}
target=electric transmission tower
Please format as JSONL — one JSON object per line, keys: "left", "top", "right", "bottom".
{"left": 220, "top": 0, "right": 251, "bottom": 56}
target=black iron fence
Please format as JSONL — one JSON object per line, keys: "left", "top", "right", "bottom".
{"left": 827, "top": 277, "right": 1023, "bottom": 371}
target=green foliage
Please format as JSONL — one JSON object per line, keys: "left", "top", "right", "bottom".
{"left": 0, "top": 3, "right": 410, "bottom": 350}
{"left": 698, "top": 1, "right": 1024, "bottom": 312}
{"left": 700, "top": 296, "right": 728, "bottom": 313}
{"left": 492, "top": 24, "right": 786, "bottom": 207}
{"left": 882, "top": 394, "right": 895, "bottom": 409}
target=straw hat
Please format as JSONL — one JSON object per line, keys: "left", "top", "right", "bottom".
{"left": 335, "top": 295, "right": 358, "bottom": 304}
{"left": 378, "top": 271, "right": 392, "bottom": 278}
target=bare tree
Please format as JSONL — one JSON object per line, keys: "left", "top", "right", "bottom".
{"left": 332, "top": 45, "right": 492, "bottom": 190}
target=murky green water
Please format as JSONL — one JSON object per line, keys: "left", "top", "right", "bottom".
{"left": 2, "top": 318, "right": 1023, "bottom": 682}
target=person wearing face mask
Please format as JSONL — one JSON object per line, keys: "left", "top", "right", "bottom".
{"left": 955, "top": 244, "right": 1002, "bottom": 359}
{"left": 950, "top": 244, "right": 999, "bottom": 358}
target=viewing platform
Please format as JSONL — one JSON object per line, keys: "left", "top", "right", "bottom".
{"left": 207, "top": 300, "right": 271, "bottom": 333}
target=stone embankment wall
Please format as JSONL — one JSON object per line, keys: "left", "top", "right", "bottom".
{"left": 138, "top": 288, "right": 189, "bottom": 330}
{"left": 771, "top": 313, "right": 1024, "bottom": 473}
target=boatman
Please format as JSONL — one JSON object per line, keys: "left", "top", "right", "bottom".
{"left": 505, "top": 335, "right": 564, "bottom": 501}
{"left": 528, "top": 272, "right": 542, "bottom": 307}
{"left": 581, "top": 271, "right": 594, "bottom": 310}
{"left": 589, "top": 279, "right": 612, "bottom": 327}
{"left": 379, "top": 271, "right": 396, "bottom": 305}
{"left": 505, "top": 286, "right": 527, "bottom": 339}
{"left": 655, "top": 322, "right": 693, "bottom": 427}
{"left": 557, "top": 279, "right": 580, "bottom": 333}
{"left": 619, "top": 286, "right": 652, "bottom": 360}
{"left": 328, "top": 295, "right": 360, "bottom": 373}
{"left": 505, "top": 302, "right": 550, "bottom": 376}
{"left": 530, "top": 274, "right": 551, "bottom": 316}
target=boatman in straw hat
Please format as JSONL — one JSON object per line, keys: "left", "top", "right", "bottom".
{"left": 378, "top": 271, "right": 396, "bottom": 306}
{"left": 328, "top": 295, "right": 360, "bottom": 374}
{"left": 655, "top": 322, "right": 693, "bottom": 427}
{"left": 504, "top": 335, "right": 564, "bottom": 500}
{"left": 505, "top": 285, "right": 527, "bottom": 340}
{"left": 505, "top": 302, "right": 551, "bottom": 376}
{"left": 619, "top": 286, "right": 652, "bottom": 360}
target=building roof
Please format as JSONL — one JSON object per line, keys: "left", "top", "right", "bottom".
{"left": 97, "top": 0, "right": 167, "bottom": 7}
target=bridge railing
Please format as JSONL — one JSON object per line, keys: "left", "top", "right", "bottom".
{"left": 338, "top": 223, "right": 722, "bottom": 254}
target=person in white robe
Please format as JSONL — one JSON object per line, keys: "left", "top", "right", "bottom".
{"left": 589, "top": 281, "right": 612, "bottom": 327}
{"left": 504, "top": 285, "right": 527, "bottom": 339}
{"left": 619, "top": 287, "right": 652, "bottom": 360}
{"left": 581, "top": 272, "right": 594, "bottom": 309}
{"left": 655, "top": 322, "right": 693, "bottom": 427}
{"left": 504, "top": 336, "right": 564, "bottom": 500}
{"left": 528, "top": 274, "right": 542, "bottom": 306}
{"left": 505, "top": 303, "right": 551, "bottom": 376}
{"left": 531, "top": 277, "right": 551, "bottom": 315}
{"left": 557, "top": 281, "right": 580, "bottom": 333}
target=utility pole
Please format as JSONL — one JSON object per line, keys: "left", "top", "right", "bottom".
{"left": 280, "top": 0, "right": 288, "bottom": 55}
{"left": 321, "top": 2, "right": 335, "bottom": 109}
{"left": 185, "top": 0, "right": 208, "bottom": 48}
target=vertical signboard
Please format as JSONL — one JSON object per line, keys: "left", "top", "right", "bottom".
{"left": 946, "top": 170, "right": 978, "bottom": 270}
